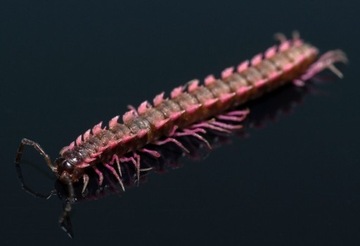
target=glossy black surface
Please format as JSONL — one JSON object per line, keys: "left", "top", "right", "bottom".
{"left": 1, "top": 0, "right": 359, "bottom": 245}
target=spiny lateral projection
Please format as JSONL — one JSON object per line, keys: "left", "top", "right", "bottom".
{"left": 15, "top": 32, "right": 347, "bottom": 200}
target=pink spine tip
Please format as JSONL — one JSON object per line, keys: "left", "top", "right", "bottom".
{"left": 265, "top": 46, "right": 277, "bottom": 58}
{"left": 186, "top": 104, "right": 201, "bottom": 114}
{"left": 122, "top": 110, "right": 136, "bottom": 124}
{"left": 121, "top": 135, "right": 134, "bottom": 143}
{"left": 76, "top": 135, "right": 82, "bottom": 146}
{"left": 155, "top": 118, "right": 170, "bottom": 129}
{"left": 187, "top": 79, "right": 199, "bottom": 92}
{"left": 283, "top": 63, "right": 293, "bottom": 72}
{"left": 204, "top": 74, "right": 216, "bottom": 85}
{"left": 204, "top": 98, "right": 219, "bottom": 107}
{"left": 251, "top": 53, "right": 263, "bottom": 66}
{"left": 138, "top": 101, "right": 150, "bottom": 114}
{"left": 153, "top": 92, "right": 165, "bottom": 106}
{"left": 109, "top": 116, "right": 119, "bottom": 128}
{"left": 170, "top": 86, "right": 183, "bottom": 98}
{"left": 108, "top": 140, "right": 118, "bottom": 148}
{"left": 294, "top": 54, "right": 306, "bottom": 64}
{"left": 221, "top": 66, "right": 234, "bottom": 79}
{"left": 237, "top": 60, "right": 249, "bottom": 73}
{"left": 83, "top": 129, "right": 91, "bottom": 141}
{"left": 268, "top": 71, "right": 280, "bottom": 80}
{"left": 236, "top": 86, "right": 251, "bottom": 95}
{"left": 92, "top": 122, "right": 103, "bottom": 135}
{"left": 254, "top": 79, "right": 266, "bottom": 87}
{"left": 279, "top": 41, "right": 290, "bottom": 51}
{"left": 137, "top": 129, "right": 148, "bottom": 138}
{"left": 170, "top": 111, "right": 183, "bottom": 121}
{"left": 69, "top": 141, "right": 75, "bottom": 149}
{"left": 220, "top": 92, "right": 235, "bottom": 103}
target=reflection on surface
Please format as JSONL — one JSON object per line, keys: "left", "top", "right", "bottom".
{"left": 16, "top": 83, "right": 311, "bottom": 238}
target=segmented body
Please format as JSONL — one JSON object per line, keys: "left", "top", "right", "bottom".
{"left": 14, "top": 33, "right": 346, "bottom": 238}
{"left": 59, "top": 37, "right": 321, "bottom": 182}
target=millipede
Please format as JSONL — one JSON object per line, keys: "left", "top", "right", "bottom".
{"left": 15, "top": 32, "right": 347, "bottom": 217}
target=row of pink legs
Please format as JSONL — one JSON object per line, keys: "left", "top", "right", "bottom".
{"left": 84, "top": 108, "right": 250, "bottom": 193}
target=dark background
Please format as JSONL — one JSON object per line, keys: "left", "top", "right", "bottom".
{"left": 1, "top": 0, "right": 359, "bottom": 245}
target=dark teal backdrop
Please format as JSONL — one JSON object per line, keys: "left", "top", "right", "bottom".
{"left": 1, "top": 0, "right": 359, "bottom": 245}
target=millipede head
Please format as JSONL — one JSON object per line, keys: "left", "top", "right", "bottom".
{"left": 55, "top": 157, "right": 75, "bottom": 176}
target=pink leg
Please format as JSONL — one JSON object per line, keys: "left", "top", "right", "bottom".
{"left": 222, "top": 109, "right": 249, "bottom": 117}
{"left": 274, "top": 32, "right": 287, "bottom": 43}
{"left": 120, "top": 154, "right": 141, "bottom": 182}
{"left": 191, "top": 121, "right": 231, "bottom": 133}
{"left": 166, "top": 125, "right": 179, "bottom": 136}
{"left": 155, "top": 137, "right": 190, "bottom": 153}
{"left": 295, "top": 50, "right": 347, "bottom": 85}
{"left": 138, "top": 148, "right": 161, "bottom": 158}
{"left": 93, "top": 166, "right": 104, "bottom": 185}
{"left": 217, "top": 109, "right": 249, "bottom": 122}
{"left": 173, "top": 129, "right": 211, "bottom": 149}
{"left": 216, "top": 114, "right": 247, "bottom": 122}
{"left": 192, "top": 120, "right": 242, "bottom": 132}
{"left": 210, "top": 121, "right": 243, "bottom": 130}
{"left": 82, "top": 174, "right": 89, "bottom": 194}
{"left": 104, "top": 163, "right": 125, "bottom": 191}
{"left": 119, "top": 156, "right": 136, "bottom": 166}
{"left": 134, "top": 153, "right": 141, "bottom": 184}
{"left": 111, "top": 154, "right": 122, "bottom": 177}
